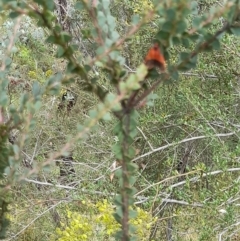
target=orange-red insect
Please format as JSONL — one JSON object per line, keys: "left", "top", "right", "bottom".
{"left": 144, "top": 43, "right": 166, "bottom": 71}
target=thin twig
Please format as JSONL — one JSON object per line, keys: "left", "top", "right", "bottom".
{"left": 181, "top": 72, "right": 218, "bottom": 79}
{"left": 7, "top": 200, "right": 64, "bottom": 241}
{"left": 0, "top": 17, "right": 22, "bottom": 71}
{"left": 137, "top": 127, "right": 154, "bottom": 151}
{"left": 170, "top": 168, "right": 240, "bottom": 189}
{"left": 132, "top": 132, "right": 235, "bottom": 162}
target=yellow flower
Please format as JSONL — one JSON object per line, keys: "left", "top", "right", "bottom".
{"left": 45, "top": 69, "right": 53, "bottom": 77}
{"left": 28, "top": 71, "right": 37, "bottom": 79}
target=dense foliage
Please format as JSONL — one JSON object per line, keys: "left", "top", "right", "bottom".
{"left": 0, "top": 0, "right": 240, "bottom": 240}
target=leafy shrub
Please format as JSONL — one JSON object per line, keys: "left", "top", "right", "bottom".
{"left": 53, "top": 200, "right": 156, "bottom": 241}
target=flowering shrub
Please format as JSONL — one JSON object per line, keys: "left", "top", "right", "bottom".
{"left": 55, "top": 211, "right": 92, "bottom": 241}
{"left": 45, "top": 69, "right": 53, "bottom": 77}
{"left": 53, "top": 200, "right": 156, "bottom": 241}
{"left": 28, "top": 70, "right": 37, "bottom": 79}
{"left": 95, "top": 199, "right": 121, "bottom": 236}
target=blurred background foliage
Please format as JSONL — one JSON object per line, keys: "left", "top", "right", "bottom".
{"left": 0, "top": 0, "right": 240, "bottom": 240}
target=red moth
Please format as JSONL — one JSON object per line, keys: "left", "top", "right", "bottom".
{"left": 144, "top": 43, "right": 166, "bottom": 71}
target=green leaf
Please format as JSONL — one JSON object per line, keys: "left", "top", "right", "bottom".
{"left": 45, "top": 0, "right": 55, "bottom": 10}
{"left": 227, "top": 5, "right": 237, "bottom": 22}
{"left": 114, "top": 169, "right": 123, "bottom": 179}
{"left": 136, "top": 64, "right": 148, "bottom": 81}
{"left": 34, "top": 0, "right": 55, "bottom": 11}
{"left": 148, "top": 93, "right": 159, "bottom": 100}
{"left": 146, "top": 68, "right": 160, "bottom": 79}
{"left": 114, "top": 194, "right": 122, "bottom": 206}
{"left": 179, "top": 52, "right": 189, "bottom": 62}
{"left": 128, "top": 145, "right": 136, "bottom": 157}
{"left": 32, "top": 82, "right": 42, "bottom": 98}
{"left": 66, "top": 45, "right": 74, "bottom": 56}
{"left": 131, "top": 15, "right": 140, "bottom": 25}
{"left": 178, "top": 52, "right": 197, "bottom": 71}
{"left": 126, "top": 162, "right": 138, "bottom": 172}
{"left": 12, "top": 144, "right": 19, "bottom": 155}
{"left": 189, "top": 33, "right": 199, "bottom": 42}
{"left": 102, "top": 23, "right": 108, "bottom": 34}
{"left": 102, "top": 112, "right": 111, "bottom": 121}
{"left": 71, "top": 44, "right": 79, "bottom": 51}
{"left": 113, "top": 213, "right": 121, "bottom": 224}
{"left": 111, "top": 31, "right": 119, "bottom": 41}
{"left": 156, "top": 30, "right": 170, "bottom": 41}
{"left": 129, "top": 209, "right": 137, "bottom": 219}
{"left": 112, "top": 143, "right": 123, "bottom": 159}
{"left": 56, "top": 46, "right": 65, "bottom": 57}
{"left": 42, "top": 164, "right": 51, "bottom": 172}
{"left": 172, "top": 36, "right": 181, "bottom": 45}
{"left": 46, "top": 73, "right": 62, "bottom": 94}
{"left": 46, "top": 35, "right": 57, "bottom": 44}
{"left": 90, "top": 77, "right": 97, "bottom": 84}
{"left": 191, "top": 1, "right": 198, "bottom": 14}
{"left": 210, "top": 39, "right": 221, "bottom": 50}
{"left": 96, "top": 46, "right": 105, "bottom": 55}
{"left": 89, "top": 109, "right": 97, "bottom": 118}
{"left": 166, "top": 8, "right": 176, "bottom": 21}
{"left": 66, "top": 61, "right": 76, "bottom": 73}
{"left": 4, "top": 167, "right": 11, "bottom": 176}
{"left": 0, "top": 71, "right": 6, "bottom": 80}
{"left": 126, "top": 187, "right": 137, "bottom": 197}
{"left": 176, "top": 20, "right": 187, "bottom": 34}
{"left": 19, "top": 93, "right": 29, "bottom": 110}
{"left": 77, "top": 124, "right": 84, "bottom": 131}
{"left": 122, "top": 67, "right": 145, "bottom": 93}
{"left": 192, "top": 17, "right": 202, "bottom": 29}
{"left": 82, "top": 65, "right": 91, "bottom": 73}
{"left": 34, "top": 0, "right": 54, "bottom": 10}
{"left": 75, "top": 2, "right": 85, "bottom": 10}
{"left": 10, "top": 109, "right": 21, "bottom": 125}
{"left": 170, "top": 67, "right": 179, "bottom": 81}
{"left": 13, "top": 115, "right": 21, "bottom": 126}
{"left": 60, "top": 32, "right": 72, "bottom": 42}
{"left": 162, "top": 21, "right": 174, "bottom": 32}
{"left": 9, "top": 12, "right": 21, "bottom": 19}
{"left": 4, "top": 57, "right": 12, "bottom": 67}
{"left": 0, "top": 93, "right": 8, "bottom": 106}
{"left": 188, "top": 55, "right": 198, "bottom": 69}
{"left": 230, "top": 27, "right": 240, "bottom": 36}
{"left": 115, "top": 207, "right": 123, "bottom": 219}
{"left": 129, "top": 236, "right": 137, "bottom": 241}
{"left": 109, "top": 50, "right": 119, "bottom": 60}
{"left": 107, "top": 15, "right": 115, "bottom": 27}
{"left": 34, "top": 101, "right": 42, "bottom": 111}
{"left": 1, "top": 77, "right": 8, "bottom": 89}
{"left": 97, "top": 12, "right": 106, "bottom": 26}
{"left": 126, "top": 75, "right": 141, "bottom": 90}
{"left": 105, "top": 93, "right": 122, "bottom": 111}
{"left": 129, "top": 175, "right": 136, "bottom": 185}
{"left": 113, "top": 122, "right": 122, "bottom": 135}
{"left": 54, "top": 25, "right": 62, "bottom": 33}
{"left": 182, "top": 37, "right": 190, "bottom": 47}
{"left": 0, "top": 200, "right": 9, "bottom": 238}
